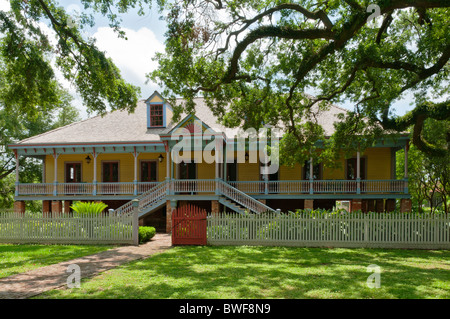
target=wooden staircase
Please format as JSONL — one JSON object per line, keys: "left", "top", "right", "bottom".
{"left": 115, "top": 179, "right": 276, "bottom": 216}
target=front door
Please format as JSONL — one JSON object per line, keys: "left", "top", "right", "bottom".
{"left": 65, "top": 163, "right": 82, "bottom": 183}
{"left": 178, "top": 161, "right": 197, "bottom": 194}
{"left": 140, "top": 160, "right": 158, "bottom": 192}
{"left": 179, "top": 161, "right": 196, "bottom": 179}
{"left": 102, "top": 161, "right": 119, "bottom": 194}
{"left": 227, "top": 160, "right": 237, "bottom": 181}
{"left": 65, "top": 162, "right": 82, "bottom": 195}
{"left": 346, "top": 158, "right": 366, "bottom": 180}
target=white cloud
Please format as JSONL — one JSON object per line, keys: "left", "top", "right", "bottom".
{"left": 0, "top": 0, "right": 10, "bottom": 11}
{"left": 1, "top": 1, "right": 164, "bottom": 119}
{"left": 36, "top": 23, "right": 165, "bottom": 119}
{"left": 93, "top": 26, "right": 164, "bottom": 91}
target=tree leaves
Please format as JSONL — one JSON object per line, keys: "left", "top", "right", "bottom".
{"left": 149, "top": 0, "right": 450, "bottom": 161}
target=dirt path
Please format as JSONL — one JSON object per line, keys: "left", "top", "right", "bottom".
{"left": 0, "top": 233, "right": 172, "bottom": 299}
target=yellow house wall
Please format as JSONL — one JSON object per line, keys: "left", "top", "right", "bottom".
{"left": 45, "top": 153, "right": 167, "bottom": 183}
{"left": 323, "top": 158, "right": 346, "bottom": 180}
{"left": 279, "top": 163, "right": 303, "bottom": 180}
{"left": 363, "top": 147, "right": 392, "bottom": 180}
{"left": 149, "top": 95, "right": 163, "bottom": 103}
{"left": 44, "top": 147, "right": 393, "bottom": 183}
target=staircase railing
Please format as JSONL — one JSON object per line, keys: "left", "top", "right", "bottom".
{"left": 115, "top": 179, "right": 276, "bottom": 216}
{"left": 115, "top": 180, "right": 169, "bottom": 216}
{"left": 139, "top": 180, "right": 170, "bottom": 213}
{"left": 217, "top": 180, "right": 275, "bottom": 214}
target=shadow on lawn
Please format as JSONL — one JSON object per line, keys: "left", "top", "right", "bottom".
{"left": 0, "top": 244, "right": 112, "bottom": 279}
{"left": 39, "top": 246, "right": 450, "bottom": 299}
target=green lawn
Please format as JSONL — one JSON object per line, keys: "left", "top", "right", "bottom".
{"left": 36, "top": 245, "right": 450, "bottom": 299}
{"left": 0, "top": 244, "right": 114, "bottom": 279}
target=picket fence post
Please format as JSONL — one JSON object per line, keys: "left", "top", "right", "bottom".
{"left": 132, "top": 199, "right": 139, "bottom": 246}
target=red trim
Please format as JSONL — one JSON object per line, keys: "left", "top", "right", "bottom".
{"left": 163, "top": 141, "right": 169, "bottom": 152}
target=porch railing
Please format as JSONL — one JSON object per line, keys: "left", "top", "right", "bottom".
{"left": 172, "top": 179, "right": 217, "bottom": 194}
{"left": 16, "top": 179, "right": 408, "bottom": 197}
{"left": 230, "top": 180, "right": 407, "bottom": 194}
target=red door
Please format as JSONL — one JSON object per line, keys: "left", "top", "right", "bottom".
{"left": 172, "top": 204, "right": 207, "bottom": 245}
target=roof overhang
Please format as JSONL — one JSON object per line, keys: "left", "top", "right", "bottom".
{"left": 8, "top": 141, "right": 167, "bottom": 157}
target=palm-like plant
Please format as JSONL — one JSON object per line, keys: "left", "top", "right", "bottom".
{"left": 70, "top": 201, "right": 108, "bottom": 216}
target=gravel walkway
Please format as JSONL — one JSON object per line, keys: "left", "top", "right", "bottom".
{"left": 0, "top": 233, "right": 172, "bottom": 299}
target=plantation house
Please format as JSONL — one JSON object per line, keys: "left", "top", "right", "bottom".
{"left": 9, "top": 91, "right": 412, "bottom": 232}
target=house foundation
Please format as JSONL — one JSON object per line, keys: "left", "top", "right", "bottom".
{"left": 51, "top": 201, "right": 62, "bottom": 215}
{"left": 351, "top": 199, "right": 362, "bottom": 212}
{"left": 14, "top": 201, "right": 25, "bottom": 214}
{"left": 400, "top": 199, "right": 412, "bottom": 213}
{"left": 211, "top": 200, "right": 220, "bottom": 215}
{"left": 166, "top": 200, "right": 176, "bottom": 233}
{"left": 304, "top": 199, "right": 314, "bottom": 210}
{"left": 42, "top": 200, "right": 51, "bottom": 214}
{"left": 64, "top": 200, "right": 72, "bottom": 214}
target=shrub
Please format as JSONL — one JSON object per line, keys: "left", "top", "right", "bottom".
{"left": 139, "top": 226, "right": 156, "bottom": 244}
{"left": 70, "top": 201, "right": 108, "bottom": 216}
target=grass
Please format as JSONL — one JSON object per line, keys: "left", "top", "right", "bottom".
{"left": 36, "top": 245, "right": 450, "bottom": 299}
{"left": 0, "top": 244, "right": 114, "bottom": 279}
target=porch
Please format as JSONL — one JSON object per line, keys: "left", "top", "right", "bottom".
{"left": 15, "top": 178, "right": 408, "bottom": 198}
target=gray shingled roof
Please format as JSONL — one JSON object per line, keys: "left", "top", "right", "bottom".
{"left": 16, "top": 96, "right": 349, "bottom": 145}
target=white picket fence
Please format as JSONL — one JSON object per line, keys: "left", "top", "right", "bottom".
{"left": 207, "top": 212, "right": 450, "bottom": 249}
{"left": 0, "top": 211, "right": 138, "bottom": 245}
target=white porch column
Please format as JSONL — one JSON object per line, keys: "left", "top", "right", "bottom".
{"left": 356, "top": 149, "right": 361, "bottom": 194}
{"left": 215, "top": 135, "right": 222, "bottom": 179}
{"left": 14, "top": 151, "right": 19, "bottom": 196}
{"left": 404, "top": 141, "right": 409, "bottom": 193}
{"left": 309, "top": 157, "right": 314, "bottom": 194}
{"left": 404, "top": 142, "right": 409, "bottom": 179}
{"left": 215, "top": 135, "right": 223, "bottom": 195}
{"left": 52, "top": 150, "right": 59, "bottom": 196}
{"left": 223, "top": 141, "right": 227, "bottom": 182}
{"left": 132, "top": 147, "right": 139, "bottom": 195}
{"left": 166, "top": 150, "right": 170, "bottom": 179}
{"left": 92, "top": 148, "right": 98, "bottom": 195}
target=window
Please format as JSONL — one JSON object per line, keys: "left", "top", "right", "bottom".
{"left": 303, "top": 160, "right": 321, "bottom": 180}
{"left": 346, "top": 158, "right": 366, "bottom": 180}
{"left": 141, "top": 161, "right": 157, "bottom": 182}
{"left": 150, "top": 104, "right": 163, "bottom": 127}
{"left": 102, "top": 162, "right": 119, "bottom": 182}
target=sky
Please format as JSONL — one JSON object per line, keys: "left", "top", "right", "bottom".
{"left": 0, "top": 0, "right": 437, "bottom": 120}
{"left": 55, "top": 0, "right": 168, "bottom": 118}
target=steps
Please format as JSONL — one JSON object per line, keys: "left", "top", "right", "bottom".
{"left": 115, "top": 179, "right": 277, "bottom": 217}
{"left": 139, "top": 199, "right": 166, "bottom": 218}
{"left": 217, "top": 180, "right": 276, "bottom": 214}
{"left": 219, "top": 197, "right": 247, "bottom": 214}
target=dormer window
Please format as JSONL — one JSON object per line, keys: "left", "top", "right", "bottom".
{"left": 150, "top": 104, "right": 163, "bottom": 127}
